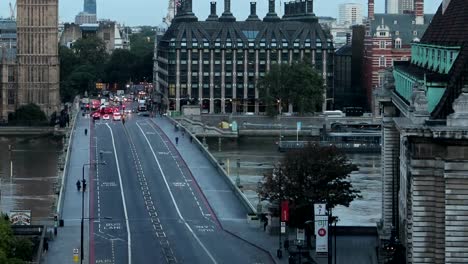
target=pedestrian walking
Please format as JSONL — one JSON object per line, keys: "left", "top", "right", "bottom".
{"left": 261, "top": 214, "right": 268, "bottom": 231}
{"left": 43, "top": 238, "right": 49, "bottom": 253}
{"left": 82, "top": 179, "right": 87, "bottom": 192}
{"left": 175, "top": 137, "right": 179, "bottom": 145}
{"left": 84, "top": 128, "right": 88, "bottom": 136}
{"left": 76, "top": 180, "right": 81, "bottom": 191}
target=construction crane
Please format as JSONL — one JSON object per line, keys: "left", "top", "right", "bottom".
{"left": 9, "top": 1, "right": 17, "bottom": 20}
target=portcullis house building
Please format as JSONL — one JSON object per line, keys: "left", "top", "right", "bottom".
{"left": 154, "top": 0, "right": 334, "bottom": 114}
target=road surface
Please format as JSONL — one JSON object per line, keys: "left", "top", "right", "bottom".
{"left": 89, "top": 114, "right": 271, "bottom": 264}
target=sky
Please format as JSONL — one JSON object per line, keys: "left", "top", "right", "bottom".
{"left": 0, "top": 0, "right": 441, "bottom": 26}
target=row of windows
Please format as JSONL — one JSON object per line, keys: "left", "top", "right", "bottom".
{"left": 379, "top": 39, "right": 402, "bottom": 49}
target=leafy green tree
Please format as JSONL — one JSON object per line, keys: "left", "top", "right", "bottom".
{"left": 10, "top": 104, "right": 48, "bottom": 126}
{"left": 105, "top": 49, "right": 137, "bottom": 89}
{"left": 129, "top": 28, "right": 154, "bottom": 82}
{"left": 0, "top": 215, "right": 34, "bottom": 263}
{"left": 59, "top": 46, "right": 79, "bottom": 82}
{"left": 72, "top": 36, "right": 108, "bottom": 67}
{"left": 258, "top": 144, "right": 360, "bottom": 227}
{"left": 259, "top": 62, "right": 324, "bottom": 115}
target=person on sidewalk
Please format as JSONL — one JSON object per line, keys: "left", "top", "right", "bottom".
{"left": 261, "top": 214, "right": 268, "bottom": 231}
{"left": 175, "top": 137, "right": 179, "bottom": 146}
{"left": 43, "top": 238, "right": 49, "bottom": 253}
{"left": 76, "top": 180, "right": 81, "bottom": 191}
{"left": 84, "top": 128, "right": 88, "bottom": 136}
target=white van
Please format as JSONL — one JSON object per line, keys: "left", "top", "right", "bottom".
{"left": 323, "top": 110, "right": 345, "bottom": 118}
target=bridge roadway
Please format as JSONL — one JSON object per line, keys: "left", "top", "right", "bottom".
{"left": 90, "top": 115, "right": 271, "bottom": 263}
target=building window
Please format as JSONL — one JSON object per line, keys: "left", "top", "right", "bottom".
{"left": 379, "top": 41, "right": 385, "bottom": 49}
{"left": 379, "top": 56, "right": 386, "bottom": 67}
{"left": 378, "top": 72, "right": 385, "bottom": 87}
{"left": 379, "top": 32, "right": 386, "bottom": 37}
{"left": 395, "top": 31, "right": 399, "bottom": 36}
{"left": 395, "top": 39, "right": 402, "bottom": 49}
{"left": 413, "top": 31, "right": 418, "bottom": 36}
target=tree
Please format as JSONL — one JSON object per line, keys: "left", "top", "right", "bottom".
{"left": 258, "top": 62, "right": 324, "bottom": 115}
{"left": 59, "top": 46, "right": 79, "bottom": 82}
{"left": 105, "top": 49, "right": 137, "bottom": 89}
{"left": 61, "top": 65, "right": 97, "bottom": 102}
{"left": 72, "top": 36, "right": 108, "bottom": 67}
{"left": 258, "top": 144, "right": 361, "bottom": 227}
{"left": 0, "top": 215, "right": 34, "bottom": 263}
{"left": 129, "top": 28, "right": 155, "bottom": 82}
{"left": 10, "top": 104, "right": 48, "bottom": 126}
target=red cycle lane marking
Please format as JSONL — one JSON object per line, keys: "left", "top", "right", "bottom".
{"left": 148, "top": 119, "right": 221, "bottom": 228}
{"left": 89, "top": 118, "right": 96, "bottom": 264}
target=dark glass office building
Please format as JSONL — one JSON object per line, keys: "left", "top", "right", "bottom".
{"left": 155, "top": 0, "right": 334, "bottom": 114}
{"left": 84, "top": 0, "right": 96, "bottom": 15}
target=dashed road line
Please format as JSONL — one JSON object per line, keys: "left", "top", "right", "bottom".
{"left": 105, "top": 124, "right": 132, "bottom": 264}
{"left": 142, "top": 121, "right": 211, "bottom": 220}
{"left": 137, "top": 122, "right": 218, "bottom": 264}
{"left": 124, "top": 125, "right": 177, "bottom": 263}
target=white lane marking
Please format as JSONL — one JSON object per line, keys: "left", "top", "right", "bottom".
{"left": 105, "top": 124, "right": 132, "bottom": 264}
{"left": 145, "top": 121, "right": 208, "bottom": 219}
{"left": 136, "top": 122, "right": 218, "bottom": 264}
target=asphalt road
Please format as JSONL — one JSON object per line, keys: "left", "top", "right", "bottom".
{"left": 89, "top": 114, "right": 271, "bottom": 264}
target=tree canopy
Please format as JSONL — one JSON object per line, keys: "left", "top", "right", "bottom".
{"left": 59, "top": 28, "right": 156, "bottom": 103}
{"left": 259, "top": 144, "right": 361, "bottom": 227}
{"left": 258, "top": 62, "right": 324, "bottom": 115}
{"left": 9, "top": 104, "right": 48, "bottom": 126}
{"left": 0, "top": 216, "right": 34, "bottom": 263}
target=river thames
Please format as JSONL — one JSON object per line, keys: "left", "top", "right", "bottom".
{"left": 0, "top": 136, "right": 62, "bottom": 223}
{"left": 206, "top": 136, "right": 381, "bottom": 227}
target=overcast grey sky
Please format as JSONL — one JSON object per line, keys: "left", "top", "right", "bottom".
{"left": 0, "top": 0, "right": 441, "bottom": 26}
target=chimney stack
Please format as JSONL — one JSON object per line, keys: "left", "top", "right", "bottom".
{"left": 264, "top": 0, "right": 280, "bottom": 22}
{"left": 247, "top": 2, "right": 260, "bottom": 21}
{"left": 368, "top": 0, "right": 375, "bottom": 21}
{"left": 207, "top": 1, "right": 218, "bottom": 21}
{"left": 224, "top": 0, "right": 231, "bottom": 13}
{"left": 219, "top": 0, "right": 236, "bottom": 21}
{"left": 185, "top": 0, "right": 193, "bottom": 13}
{"left": 269, "top": 0, "right": 275, "bottom": 14}
{"left": 284, "top": 2, "right": 290, "bottom": 16}
{"left": 415, "top": 0, "right": 424, "bottom": 25}
{"left": 306, "top": 0, "right": 313, "bottom": 14}
{"left": 173, "top": 0, "right": 197, "bottom": 22}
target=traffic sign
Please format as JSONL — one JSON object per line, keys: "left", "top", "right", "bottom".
{"left": 318, "top": 228, "right": 327, "bottom": 236}
{"left": 281, "top": 222, "right": 286, "bottom": 234}
{"left": 296, "top": 122, "right": 302, "bottom": 131}
{"left": 296, "top": 228, "right": 305, "bottom": 241}
{"left": 73, "top": 248, "right": 79, "bottom": 263}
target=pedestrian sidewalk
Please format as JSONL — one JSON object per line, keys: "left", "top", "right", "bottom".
{"left": 153, "top": 117, "right": 310, "bottom": 264}
{"left": 42, "top": 112, "right": 91, "bottom": 264}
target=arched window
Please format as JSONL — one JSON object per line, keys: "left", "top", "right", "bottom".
{"left": 395, "top": 38, "right": 402, "bottom": 49}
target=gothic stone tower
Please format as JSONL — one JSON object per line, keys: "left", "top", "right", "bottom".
{"left": 16, "top": 0, "right": 60, "bottom": 116}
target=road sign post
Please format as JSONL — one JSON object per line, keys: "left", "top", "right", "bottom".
{"left": 296, "top": 122, "right": 302, "bottom": 143}
{"left": 314, "top": 203, "right": 328, "bottom": 254}
{"left": 73, "top": 248, "right": 79, "bottom": 263}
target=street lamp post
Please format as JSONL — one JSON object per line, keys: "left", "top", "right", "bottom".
{"left": 81, "top": 161, "right": 105, "bottom": 264}
{"left": 277, "top": 172, "right": 283, "bottom": 259}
